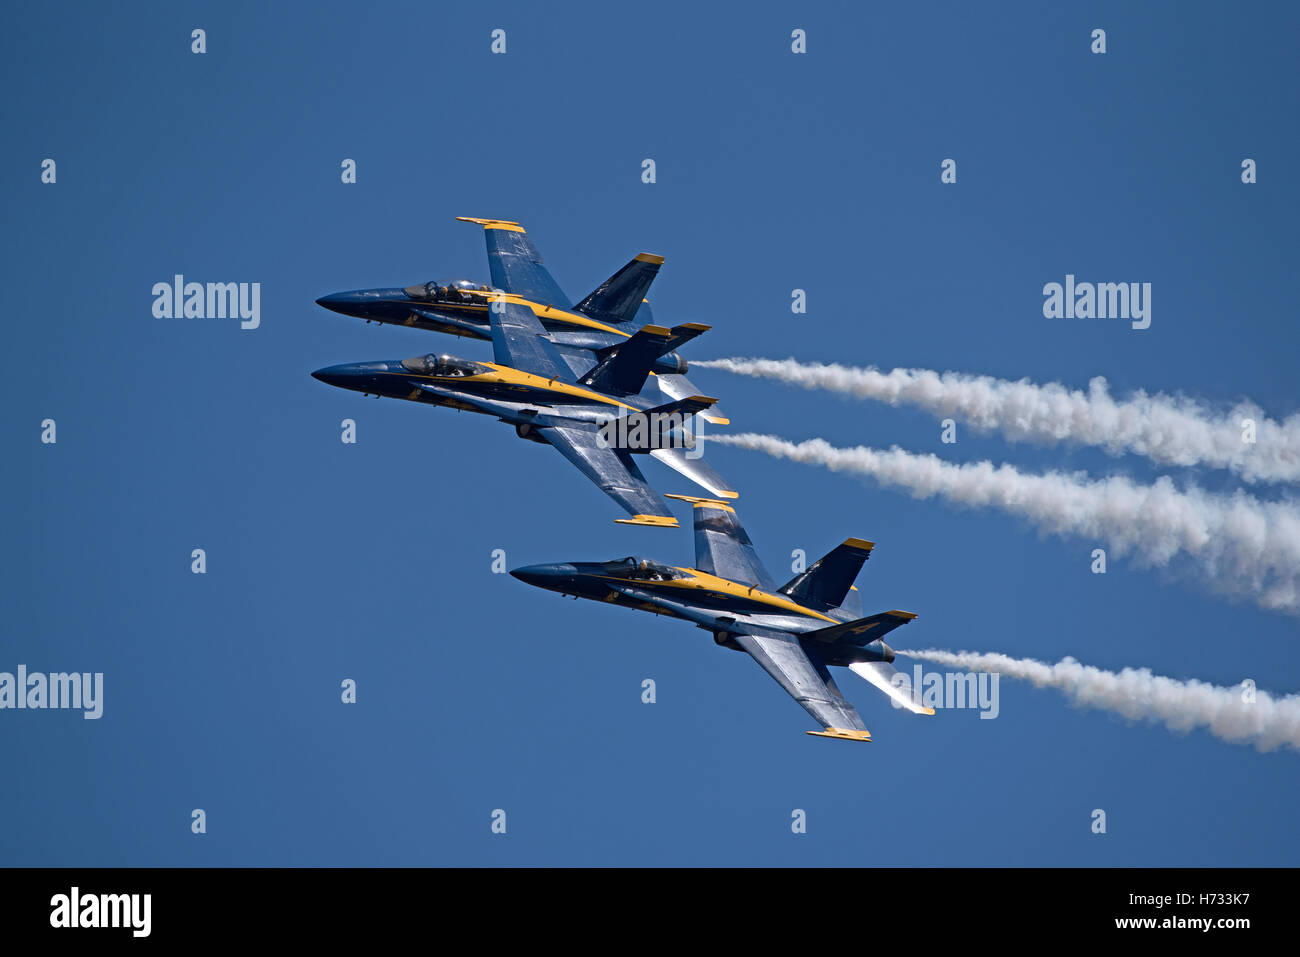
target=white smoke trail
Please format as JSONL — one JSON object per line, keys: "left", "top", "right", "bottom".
{"left": 707, "top": 432, "right": 1300, "bottom": 615}
{"left": 900, "top": 648, "right": 1300, "bottom": 753}
{"left": 694, "top": 358, "right": 1300, "bottom": 484}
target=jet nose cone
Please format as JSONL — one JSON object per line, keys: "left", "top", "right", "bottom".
{"left": 509, "top": 563, "right": 571, "bottom": 589}
{"left": 314, "top": 292, "right": 353, "bottom": 313}
{"left": 315, "top": 288, "right": 406, "bottom": 318}
{"left": 311, "top": 363, "right": 360, "bottom": 388}
{"left": 509, "top": 564, "right": 549, "bottom": 587}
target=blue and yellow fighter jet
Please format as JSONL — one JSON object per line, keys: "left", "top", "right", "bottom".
{"left": 511, "top": 496, "right": 935, "bottom": 741}
{"left": 311, "top": 299, "right": 738, "bottom": 527}
{"left": 314, "top": 217, "right": 726, "bottom": 424}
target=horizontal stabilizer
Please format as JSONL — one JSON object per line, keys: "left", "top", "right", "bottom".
{"left": 599, "top": 399, "right": 722, "bottom": 454}
{"left": 849, "top": 661, "right": 935, "bottom": 716}
{"left": 579, "top": 324, "right": 675, "bottom": 395}
{"left": 661, "top": 322, "right": 710, "bottom": 353}
{"left": 801, "top": 610, "right": 918, "bottom": 647}
{"left": 640, "top": 394, "right": 720, "bottom": 421}
{"left": 656, "top": 373, "right": 728, "bottom": 425}
{"left": 576, "top": 253, "right": 664, "bottom": 324}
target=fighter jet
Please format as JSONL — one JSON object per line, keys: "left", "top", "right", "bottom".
{"left": 511, "top": 495, "right": 934, "bottom": 741}
{"left": 314, "top": 217, "right": 727, "bottom": 424}
{"left": 311, "top": 300, "right": 737, "bottom": 527}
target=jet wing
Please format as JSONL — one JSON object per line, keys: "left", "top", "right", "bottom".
{"left": 536, "top": 425, "right": 678, "bottom": 527}
{"left": 489, "top": 300, "right": 573, "bottom": 381}
{"left": 663, "top": 495, "right": 776, "bottom": 590}
{"left": 457, "top": 217, "right": 573, "bottom": 310}
{"left": 732, "top": 629, "right": 871, "bottom": 740}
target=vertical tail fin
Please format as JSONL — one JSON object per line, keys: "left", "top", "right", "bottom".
{"left": 576, "top": 253, "right": 664, "bottom": 324}
{"left": 578, "top": 323, "right": 708, "bottom": 396}
{"left": 779, "top": 539, "right": 875, "bottom": 610}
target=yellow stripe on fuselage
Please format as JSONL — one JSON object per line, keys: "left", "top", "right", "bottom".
{"left": 598, "top": 568, "right": 838, "bottom": 623}
{"left": 468, "top": 364, "right": 640, "bottom": 410}
{"left": 462, "top": 291, "right": 630, "bottom": 336}
{"left": 398, "top": 291, "right": 634, "bottom": 337}
{"left": 391, "top": 365, "right": 639, "bottom": 412}
{"left": 399, "top": 296, "right": 629, "bottom": 336}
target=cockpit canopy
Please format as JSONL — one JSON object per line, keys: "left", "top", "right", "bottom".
{"left": 400, "top": 354, "right": 482, "bottom": 377}
{"left": 607, "top": 557, "right": 687, "bottom": 582}
{"left": 402, "top": 279, "right": 497, "bottom": 302}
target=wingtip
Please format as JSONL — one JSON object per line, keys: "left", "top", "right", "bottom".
{"left": 664, "top": 494, "right": 736, "bottom": 512}
{"left": 456, "top": 216, "right": 525, "bottom": 232}
{"left": 635, "top": 253, "right": 665, "bottom": 265}
{"left": 615, "top": 514, "right": 680, "bottom": 528}
{"left": 806, "top": 728, "right": 873, "bottom": 742}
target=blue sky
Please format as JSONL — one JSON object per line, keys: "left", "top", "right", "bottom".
{"left": 3, "top": 0, "right": 1297, "bottom": 866}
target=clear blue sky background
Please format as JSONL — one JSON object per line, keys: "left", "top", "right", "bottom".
{"left": 3, "top": 1, "right": 1297, "bottom": 866}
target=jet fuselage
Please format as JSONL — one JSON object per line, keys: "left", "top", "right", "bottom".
{"left": 311, "top": 354, "right": 677, "bottom": 436}
{"left": 510, "top": 558, "right": 895, "bottom": 667}
{"left": 316, "top": 284, "right": 688, "bottom": 376}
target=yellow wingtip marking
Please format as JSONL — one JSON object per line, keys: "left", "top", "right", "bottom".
{"left": 888, "top": 610, "right": 919, "bottom": 620}
{"left": 635, "top": 253, "right": 665, "bottom": 264}
{"left": 715, "top": 490, "right": 740, "bottom": 499}
{"left": 921, "top": 707, "right": 936, "bottom": 716}
{"left": 615, "top": 514, "right": 679, "bottom": 527}
{"left": 678, "top": 322, "right": 711, "bottom": 332}
{"left": 806, "top": 728, "right": 872, "bottom": 742}
{"left": 664, "top": 494, "right": 735, "bottom": 512}
{"left": 456, "top": 216, "right": 525, "bottom": 232}
{"left": 843, "top": 537, "right": 876, "bottom": 551}
{"left": 641, "top": 324, "right": 671, "bottom": 337}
